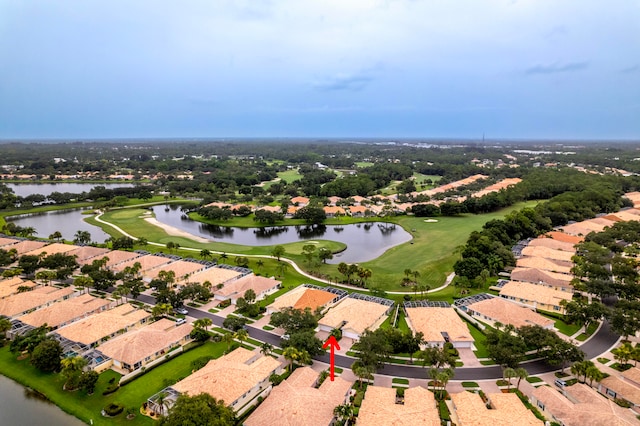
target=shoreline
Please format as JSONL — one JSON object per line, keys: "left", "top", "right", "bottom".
{"left": 144, "top": 217, "right": 211, "bottom": 243}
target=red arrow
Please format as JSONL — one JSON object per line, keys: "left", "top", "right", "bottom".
{"left": 322, "top": 335, "right": 341, "bottom": 381}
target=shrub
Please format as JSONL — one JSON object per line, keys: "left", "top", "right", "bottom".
{"left": 103, "top": 402, "right": 124, "bottom": 416}
{"left": 102, "top": 383, "right": 119, "bottom": 395}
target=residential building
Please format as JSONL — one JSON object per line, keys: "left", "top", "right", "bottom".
{"left": 8, "top": 240, "right": 48, "bottom": 255}
{"left": 0, "top": 277, "right": 36, "bottom": 299}
{"left": 0, "top": 286, "right": 75, "bottom": 318}
{"left": 499, "top": 281, "right": 572, "bottom": 313}
{"left": 531, "top": 383, "right": 637, "bottom": 426}
{"left": 509, "top": 267, "right": 574, "bottom": 291}
{"left": 145, "top": 260, "right": 207, "bottom": 284}
{"left": 54, "top": 303, "right": 151, "bottom": 347}
{"left": 459, "top": 296, "right": 554, "bottom": 329}
{"left": 17, "top": 293, "right": 111, "bottom": 330}
{"left": 520, "top": 246, "right": 575, "bottom": 263}
{"left": 404, "top": 304, "right": 473, "bottom": 348}
{"left": 357, "top": 385, "right": 440, "bottom": 426}
{"left": 267, "top": 284, "right": 344, "bottom": 314}
{"left": 189, "top": 266, "right": 243, "bottom": 288}
{"left": 110, "top": 254, "right": 172, "bottom": 275}
{"left": 450, "top": 391, "right": 542, "bottom": 426}
{"left": 318, "top": 295, "right": 393, "bottom": 340}
{"left": 244, "top": 366, "right": 352, "bottom": 426}
{"left": 23, "top": 242, "right": 78, "bottom": 257}
{"left": 599, "top": 376, "right": 640, "bottom": 411}
{"left": 515, "top": 256, "right": 573, "bottom": 275}
{"left": 97, "top": 319, "right": 193, "bottom": 373}
{"left": 213, "top": 274, "right": 281, "bottom": 304}
{"left": 149, "top": 348, "right": 281, "bottom": 415}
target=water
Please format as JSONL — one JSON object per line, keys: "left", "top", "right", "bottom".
{"left": 8, "top": 183, "right": 135, "bottom": 198}
{"left": 7, "top": 209, "right": 111, "bottom": 243}
{"left": 0, "top": 374, "right": 85, "bottom": 426}
{"left": 152, "top": 205, "right": 412, "bottom": 263}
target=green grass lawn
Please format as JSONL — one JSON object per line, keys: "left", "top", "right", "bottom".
{"left": 467, "top": 322, "right": 489, "bottom": 359}
{"left": 551, "top": 317, "right": 581, "bottom": 337}
{"left": 526, "top": 376, "right": 544, "bottom": 384}
{"left": 0, "top": 341, "right": 226, "bottom": 425}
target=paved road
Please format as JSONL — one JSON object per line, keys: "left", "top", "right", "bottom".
{"left": 135, "top": 294, "right": 620, "bottom": 380}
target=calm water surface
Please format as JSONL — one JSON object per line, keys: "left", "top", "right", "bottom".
{"left": 0, "top": 374, "right": 85, "bottom": 426}
{"left": 8, "top": 183, "right": 134, "bottom": 198}
{"left": 152, "top": 205, "right": 413, "bottom": 263}
{"left": 8, "top": 209, "right": 111, "bottom": 243}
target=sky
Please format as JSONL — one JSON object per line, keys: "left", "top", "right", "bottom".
{"left": 0, "top": 0, "right": 639, "bottom": 140}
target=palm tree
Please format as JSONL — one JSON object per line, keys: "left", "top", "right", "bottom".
{"left": 19, "top": 227, "right": 36, "bottom": 238}
{"left": 515, "top": 367, "right": 528, "bottom": 390}
{"left": 234, "top": 329, "right": 249, "bottom": 347}
{"left": 276, "top": 261, "right": 289, "bottom": 278}
{"left": 48, "top": 231, "right": 63, "bottom": 242}
{"left": 60, "top": 356, "right": 88, "bottom": 389}
{"left": 74, "top": 276, "right": 94, "bottom": 294}
{"left": 412, "top": 270, "right": 420, "bottom": 284}
{"left": 260, "top": 342, "right": 273, "bottom": 357}
{"left": 612, "top": 342, "right": 635, "bottom": 366}
{"left": 586, "top": 365, "right": 605, "bottom": 387}
{"left": 571, "top": 360, "right": 592, "bottom": 383}
{"left": 436, "top": 368, "right": 454, "bottom": 396}
{"left": 223, "top": 332, "right": 234, "bottom": 351}
{"left": 504, "top": 367, "right": 516, "bottom": 390}
{"left": 283, "top": 347, "right": 301, "bottom": 372}
{"left": 0, "top": 317, "right": 11, "bottom": 338}
{"left": 256, "top": 259, "right": 264, "bottom": 271}
{"left": 200, "top": 249, "right": 212, "bottom": 260}
{"left": 351, "top": 361, "right": 374, "bottom": 389}
{"left": 193, "top": 318, "right": 212, "bottom": 332}
{"left": 154, "top": 391, "right": 170, "bottom": 416}
{"left": 333, "top": 404, "right": 354, "bottom": 424}
{"left": 73, "top": 230, "right": 91, "bottom": 245}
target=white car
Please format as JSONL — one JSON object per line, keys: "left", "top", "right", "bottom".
{"left": 175, "top": 307, "right": 189, "bottom": 315}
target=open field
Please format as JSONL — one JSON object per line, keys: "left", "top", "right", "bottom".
{"left": 0, "top": 341, "right": 226, "bottom": 426}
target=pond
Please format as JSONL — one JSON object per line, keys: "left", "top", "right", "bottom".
{"left": 0, "top": 374, "right": 85, "bottom": 426}
{"left": 8, "top": 182, "right": 135, "bottom": 198}
{"left": 7, "top": 209, "right": 111, "bottom": 243}
{"left": 152, "top": 205, "right": 413, "bottom": 264}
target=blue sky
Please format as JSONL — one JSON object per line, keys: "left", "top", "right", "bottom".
{"left": 0, "top": 0, "right": 638, "bottom": 139}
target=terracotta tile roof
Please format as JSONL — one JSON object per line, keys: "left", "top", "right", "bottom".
{"left": 606, "top": 211, "right": 640, "bottom": 222}
{"left": 451, "top": 391, "right": 542, "bottom": 426}
{"left": 215, "top": 274, "right": 280, "bottom": 299}
{"left": 515, "top": 256, "right": 573, "bottom": 275}
{"left": 323, "top": 206, "right": 345, "bottom": 215}
{"left": 520, "top": 246, "right": 575, "bottom": 262}
{"left": 528, "top": 238, "right": 577, "bottom": 252}
{"left": 499, "top": 281, "right": 572, "bottom": 310}
{"left": 110, "top": 254, "right": 172, "bottom": 274}
{"left": 405, "top": 307, "right": 473, "bottom": 344}
{"left": 269, "top": 286, "right": 336, "bottom": 312}
{"left": 622, "top": 366, "right": 640, "bottom": 386}
{"left": 328, "top": 196, "right": 342, "bottom": 206}
{"left": 357, "top": 385, "right": 440, "bottom": 426}
{"left": 257, "top": 205, "right": 282, "bottom": 213}
{"left": 533, "top": 384, "right": 637, "bottom": 426}
{"left": 172, "top": 348, "right": 281, "bottom": 406}
{"left": 18, "top": 293, "right": 110, "bottom": 328}
{"left": 189, "top": 267, "right": 243, "bottom": 287}
{"left": 0, "top": 237, "right": 18, "bottom": 247}
{"left": 145, "top": 260, "right": 205, "bottom": 282}
{"left": 471, "top": 178, "right": 522, "bottom": 198}
{"left": 97, "top": 319, "right": 193, "bottom": 366}
{"left": 55, "top": 303, "right": 151, "bottom": 345}
{"left": 624, "top": 192, "right": 640, "bottom": 206}
{"left": 510, "top": 267, "right": 573, "bottom": 289}
{"left": 291, "top": 196, "right": 310, "bottom": 205}
{"left": 0, "top": 286, "right": 76, "bottom": 317}
{"left": 542, "top": 232, "right": 584, "bottom": 244}
{"left": 66, "top": 246, "right": 111, "bottom": 263}
{"left": 24, "top": 242, "right": 79, "bottom": 257}
{"left": 102, "top": 251, "right": 143, "bottom": 268}
{"left": 319, "top": 298, "right": 389, "bottom": 336}
{"left": 600, "top": 376, "right": 640, "bottom": 405}
{"left": 10, "top": 240, "right": 48, "bottom": 255}
{"left": 602, "top": 214, "right": 625, "bottom": 223}
{"left": 244, "top": 366, "right": 352, "bottom": 426}
{"left": 347, "top": 205, "right": 368, "bottom": 214}
{"left": 0, "top": 277, "right": 36, "bottom": 299}
{"left": 466, "top": 297, "right": 554, "bottom": 329}
{"left": 561, "top": 220, "right": 610, "bottom": 236}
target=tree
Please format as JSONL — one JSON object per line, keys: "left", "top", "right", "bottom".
{"left": 193, "top": 318, "right": 212, "bottom": 332}
{"left": 190, "top": 327, "right": 210, "bottom": 343}
{"left": 200, "top": 249, "right": 212, "bottom": 260}
{"left": 612, "top": 342, "right": 635, "bottom": 366}
{"left": 260, "top": 342, "right": 273, "bottom": 357}
{"left": 244, "top": 289, "right": 257, "bottom": 304}
{"left": 74, "top": 276, "right": 94, "bottom": 294}
{"left": 30, "top": 339, "right": 62, "bottom": 373}
{"left": 318, "top": 247, "right": 333, "bottom": 264}
{"left": 276, "top": 261, "right": 289, "bottom": 277}
{"left": 234, "top": 329, "right": 249, "bottom": 347}
{"left": 351, "top": 360, "right": 374, "bottom": 389}
{"left": 78, "top": 370, "right": 99, "bottom": 394}
{"left": 270, "top": 307, "right": 319, "bottom": 335}
{"left": 333, "top": 404, "right": 354, "bottom": 424}
{"left": 49, "top": 231, "right": 63, "bottom": 242}
{"left": 571, "top": 360, "right": 594, "bottom": 383}
{"left": 293, "top": 206, "right": 326, "bottom": 224}
{"left": 353, "top": 328, "right": 393, "bottom": 371}
{"left": 586, "top": 365, "right": 605, "bottom": 387}
{"left": 271, "top": 245, "right": 286, "bottom": 261}
{"left": 223, "top": 332, "right": 234, "bottom": 351}
{"left": 283, "top": 346, "right": 311, "bottom": 371}
{"left": 152, "top": 303, "right": 173, "bottom": 319}
{"left": 302, "top": 244, "right": 317, "bottom": 265}
{"left": 503, "top": 367, "right": 516, "bottom": 390}
{"left": 0, "top": 317, "right": 11, "bottom": 338}
{"left": 515, "top": 367, "right": 528, "bottom": 390}
{"left": 73, "top": 230, "right": 91, "bottom": 245}
{"left": 544, "top": 340, "right": 584, "bottom": 373}
{"left": 60, "top": 356, "right": 88, "bottom": 389}
{"left": 485, "top": 325, "right": 527, "bottom": 370}
{"left": 18, "top": 254, "right": 41, "bottom": 277}
{"left": 158, "top": 393, "right": 236, "bottom": 426}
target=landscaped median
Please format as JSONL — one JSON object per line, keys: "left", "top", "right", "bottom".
{"left": 0, "top": 341, "right": 226, "bottom": 426}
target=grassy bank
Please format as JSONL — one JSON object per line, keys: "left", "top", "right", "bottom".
{"left": 0, "top": 341, "right": 226, "bottom": 425}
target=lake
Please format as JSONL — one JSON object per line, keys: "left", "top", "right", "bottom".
{"left": 7, "top": 209, "right": 111, "bottom": 243}
{"left": 0, "top": 374, "right": 85, "bottom": 426}
{"left": 152, "top": 205, "right": 413, "bottom": 263}
{"left": 8, "top": 183, "right": 135, "bottom": 198}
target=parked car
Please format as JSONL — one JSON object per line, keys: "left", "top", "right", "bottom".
{"left": 175, "top": 306, "right": 189, "bottom": 315}
{"left": 176, "top": 318, "right": 187, "bottom": 325}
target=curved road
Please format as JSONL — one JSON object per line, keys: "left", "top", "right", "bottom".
{"left": 137, "top": 294, "right": 620, "bottom": 381}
